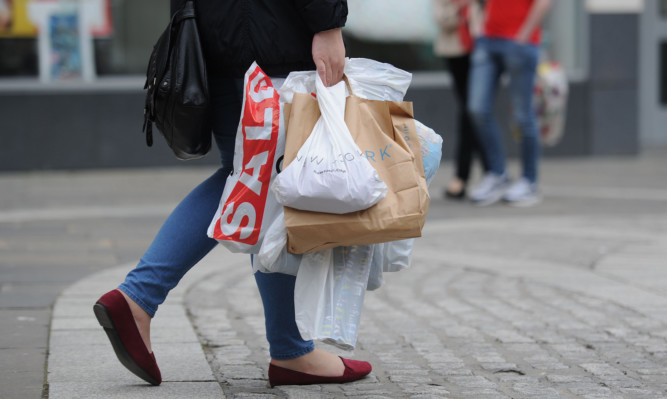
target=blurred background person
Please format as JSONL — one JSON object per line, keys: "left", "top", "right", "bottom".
{"left": 432, "top": 0, "right": 488, "bottom": 200}
{"left": 467, "top": 0, "right": 553, "bottom": 207}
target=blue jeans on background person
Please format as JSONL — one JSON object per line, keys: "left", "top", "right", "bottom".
{"left": 119, "top": 75, "right": 314, "bottom": 360}
{"left": 468, "top": 37, "right": 540, "bottom": 184}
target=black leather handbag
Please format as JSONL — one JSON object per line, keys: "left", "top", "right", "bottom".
{"left": 142, "top": 0, "right": 212, "bottom": 160}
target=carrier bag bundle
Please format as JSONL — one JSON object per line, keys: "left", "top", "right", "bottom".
{"left": 281, "top": 90, "right": 430, "bottom": 254}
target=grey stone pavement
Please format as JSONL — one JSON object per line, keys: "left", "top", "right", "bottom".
{"left": 1, "top": 148, "right": 667, "bottom": 398}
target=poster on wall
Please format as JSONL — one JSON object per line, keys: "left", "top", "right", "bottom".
{"left": 27, "top": 0, "right": 108, "bottom": 82}
{"left": 0, "top": 0, "right": 112, "bottom": 38}
{"left": 48, "top": 8, "right": 82, "bottom": 80}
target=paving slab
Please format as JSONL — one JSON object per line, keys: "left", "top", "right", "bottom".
{"left": 3, "top": 149, "right": 667, "bottom": 398}
{"left": 47, "top": 382, "right": 225, "bottom": 399}
{"left": 45, "top": 251, "right": 244, "bottom": 398}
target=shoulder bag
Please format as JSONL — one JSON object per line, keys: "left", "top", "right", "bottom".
{"left": 142, "top": 0, "right": 212, "bottom": 160}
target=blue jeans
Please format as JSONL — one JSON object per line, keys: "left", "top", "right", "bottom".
{"left": 119, "top": 75, "right": 314, "bottom": 360}
{"left": 468, "top": 37, "right": 540, "bottom": 183}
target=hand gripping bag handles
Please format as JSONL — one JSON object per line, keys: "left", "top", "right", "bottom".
{"left": 142, "top": 0, "right": 212, "bottom": 160}
{"left": 282, "top": 85, "right": 430, "bottom": 254}
{"left": 272, "top": 75, "right": 388, "bottom": 214}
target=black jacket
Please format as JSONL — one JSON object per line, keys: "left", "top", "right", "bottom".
{"left": 171, "top": 0, "right": 348, "bottom": 77}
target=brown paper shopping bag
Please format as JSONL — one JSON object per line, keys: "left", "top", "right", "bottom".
{"left": 282, "top": 92, "right": 430, "bottom": 254}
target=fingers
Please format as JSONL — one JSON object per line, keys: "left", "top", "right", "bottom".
{"left": 328, "top": 57, "right": 344, "bottom": 86}
{"left": 315, "top": 60, "right": 330, "bottom": 87}
{"left": 312, "top": 28, "right": 345, "bottom": 87}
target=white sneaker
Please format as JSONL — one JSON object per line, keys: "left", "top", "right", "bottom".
{"left": 503, "top": 178, "right": 541, "bottom": 207}
{"left": 469, "top": 173, "right": 511, "bottom": 206}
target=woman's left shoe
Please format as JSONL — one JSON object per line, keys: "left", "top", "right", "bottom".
{"left": 93, "top": 290, "right": 162, "bottom": 385}
{"left": 268, "top": 357, "right": 372, "bottom": 387}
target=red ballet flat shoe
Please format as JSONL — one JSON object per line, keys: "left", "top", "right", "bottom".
{"left": 93, "top": 290, "right": 162, "bottom": 385}
{"left": 268, "top": 357, "right": 372, "bottom": 387}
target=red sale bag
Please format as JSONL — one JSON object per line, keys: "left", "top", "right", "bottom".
{"left": 207, "top": 62, "right": 285, "bottom": 253}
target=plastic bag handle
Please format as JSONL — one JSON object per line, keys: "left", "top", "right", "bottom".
{"left": 315, "top": 74, "right": 349, "bottom": 135}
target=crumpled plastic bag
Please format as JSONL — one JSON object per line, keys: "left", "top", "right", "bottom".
{"left": 294, "top": 245, "right": 373, "bottom": 350}
{"left": 272, "top": 74, "right": 387, "bottom": 214}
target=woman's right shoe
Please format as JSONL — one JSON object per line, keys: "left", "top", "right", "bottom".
{"left": 93, "top": 289, "right": 162, "bottom": 385}
{"left": 268, "top": 357, "right": 372, "bottom": 387}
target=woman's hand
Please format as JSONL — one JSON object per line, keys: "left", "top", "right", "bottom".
{"left": 515, "top": 0, "right": 552, "bottom": 45}
{"left": 312, "top": 28, "right": 345, "bottom": 87}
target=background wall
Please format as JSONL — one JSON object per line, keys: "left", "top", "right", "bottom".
{"left": 0, "top": 77, "right": 595, "bottom": 171}
{"left": 0, "top": 3, "right": 644, "bottom": 171}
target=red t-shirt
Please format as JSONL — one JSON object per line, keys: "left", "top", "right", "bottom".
{"left": 483, "top": 0, "right": 542, "bottom": 45}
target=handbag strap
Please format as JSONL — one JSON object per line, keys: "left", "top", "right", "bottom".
{"left": 170, "top": 0, "right": 186, "bottom": 17}
{"left": 172, "top": 0, "right": 195, "bottom": 24}
{"left": 152, "top": 0, "right": 197, "bottom": 108}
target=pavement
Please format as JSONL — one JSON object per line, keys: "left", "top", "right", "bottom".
{"left": 2, "top": 148, "right": 667, "bottom": 398}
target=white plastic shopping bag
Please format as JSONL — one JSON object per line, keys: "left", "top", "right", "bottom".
{"left": 207, "top": 62, "right": 285, "bottom": 253}
{"left": 271, "top": 74, "right": 388, "bottom": 214}
{"left": 294, "top": 245, "right": 373, "bottom": 350}
{"left": 277, "top": 58, "right": 412, "bottom": 104}
{"left": 343, "top": 58, "right": 412, "bottom": 101}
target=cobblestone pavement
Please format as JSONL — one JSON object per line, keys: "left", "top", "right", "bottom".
{"left": 3, "top": 150, "right": 667, "bottom": 398}
{"left": 187, "top": 214, "right": 667, "bottom": 399}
